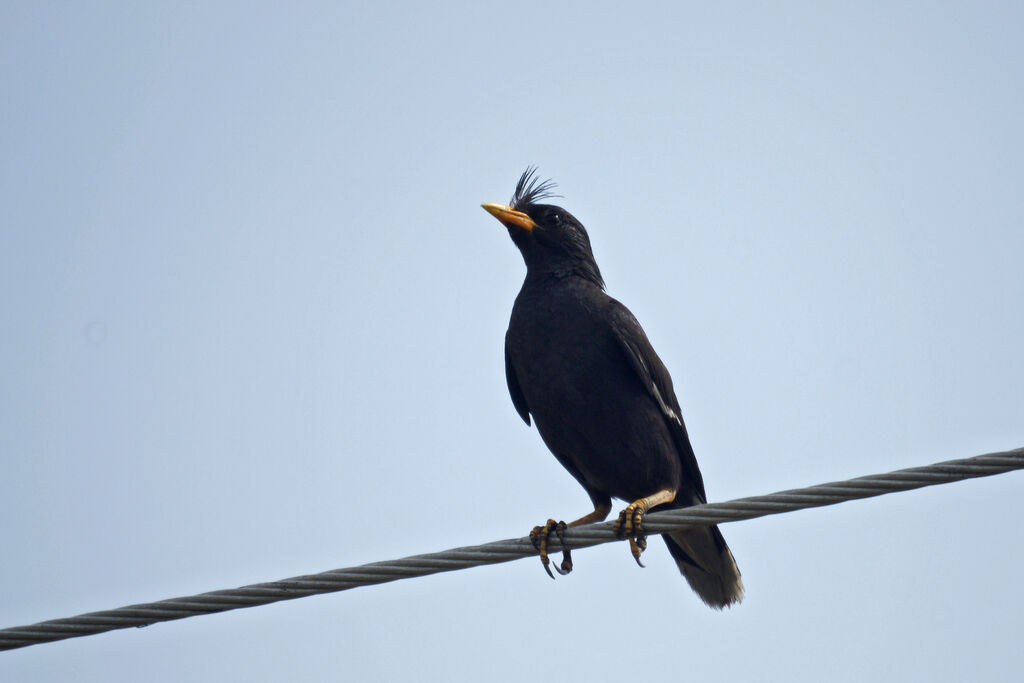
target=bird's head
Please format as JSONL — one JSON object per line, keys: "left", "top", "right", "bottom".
{"left": 482, "top": 167, "right": 604, "bottom": 289}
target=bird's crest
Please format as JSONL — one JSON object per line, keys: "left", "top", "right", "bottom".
{"left": 511, "top": 167, "right": 560, "bottom": 210}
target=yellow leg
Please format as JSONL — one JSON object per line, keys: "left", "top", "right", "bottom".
{"left": 614, "top": 489, "right": 677, "bottom": 567}
{"left": 567, "top": 502, "right": 612, "bottom": 528}
{"left": 530, "top": 502, "right": 612, "bottom": 578}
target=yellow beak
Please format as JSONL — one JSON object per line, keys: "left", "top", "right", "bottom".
{"left": 481, "top": 202, "right": 537, "bottom": 232}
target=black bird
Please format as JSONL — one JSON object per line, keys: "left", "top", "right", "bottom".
{"left": 482, "top": 169, "right": 744, "bottom": 608}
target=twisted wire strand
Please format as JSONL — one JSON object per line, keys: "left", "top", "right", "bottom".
{"left": 2, "top": 446, "right": 1021, "bottom": 652}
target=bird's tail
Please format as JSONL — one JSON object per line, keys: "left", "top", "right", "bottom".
{"left": 663, "top": 525, "right": 744, "bottom": 609}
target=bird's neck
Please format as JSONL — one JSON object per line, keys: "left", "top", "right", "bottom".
{"left": 523, "top": 260, "right": 604, "bottom": 291}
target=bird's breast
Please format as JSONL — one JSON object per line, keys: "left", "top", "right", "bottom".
{"left": 506, "top": 285, "right": 682, "bottom": 500}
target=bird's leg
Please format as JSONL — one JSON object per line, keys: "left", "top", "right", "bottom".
{"left": 614, "top": 489, "right": 676, "bottom": 567}
{"left": 552, "top": 502, "right": 612, "bottom": 575}
{"left": 530, "top": 502, "right": 612, "bottom": 578}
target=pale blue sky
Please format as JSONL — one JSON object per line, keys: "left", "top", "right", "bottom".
{"left": 2, "top": 2, "right": 1023, "bottom": 681}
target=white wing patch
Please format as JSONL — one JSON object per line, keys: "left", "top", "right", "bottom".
{"left": 651, "top": 381, "right": 683, "bottom": 426}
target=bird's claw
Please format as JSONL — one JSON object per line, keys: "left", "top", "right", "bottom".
{"left": 614, "top": 503, "right": 649, "bottom": 568}
{"left": 552, "top": 546, "right": 573, "bottom": 575}
{"left": 628, "top": 534, "right": 647, "bottom": 567}
{"left": 530, "top": 519, "right": 571, "bottom": 578}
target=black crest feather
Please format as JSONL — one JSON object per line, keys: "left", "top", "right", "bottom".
{"left": 511, "top": 166, "right": 560, "bottom": 210}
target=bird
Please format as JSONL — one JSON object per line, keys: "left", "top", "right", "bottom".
{"left": 482, "top": 168, "right": 744, "bottom": 608}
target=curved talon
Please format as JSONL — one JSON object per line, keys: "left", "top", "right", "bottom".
{"left": 530, "top": 521, "right": 555, "bottom": 579}
{"left": 553, "top": 550, "right": 573, "bottom": 575}
{"left": 628, "top": 534, "right": 648, "bottom": 567}
{"left": 551, "top": 521, "right": 572, "bottom": 575}
{"left": 614, "top": 501, "right": 650, "bottom": 567}
{"left": 530, "top": 519, "right": 565, "bottom": 580}
{"left": 528, "top": 504, "right": 611, "bottom": 579}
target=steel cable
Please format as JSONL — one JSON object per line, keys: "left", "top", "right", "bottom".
{"left": 2, "top": 446, "right": 1021, "bottom": 652}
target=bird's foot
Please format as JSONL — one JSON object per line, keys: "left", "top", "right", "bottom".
{"left": 530, "top": 519, "right": 572, "bottom": 578}
{"left": 614, "top": 502, "right": 650, "bottom": 568}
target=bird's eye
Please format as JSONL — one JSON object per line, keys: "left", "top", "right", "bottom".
{"left": 550, "top": 212, "right": 561, "bottom": 225}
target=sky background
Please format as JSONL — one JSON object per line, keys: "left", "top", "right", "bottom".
{"left": 2, "top": 2, "right": 1023, "bottom": 681}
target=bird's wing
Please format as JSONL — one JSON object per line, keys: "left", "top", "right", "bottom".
{"left": 608, "top": 301, "right": 708, "bottom": 503}
{"left": 504, "top": 330, "right": 531, "bottom": 425}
